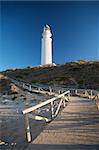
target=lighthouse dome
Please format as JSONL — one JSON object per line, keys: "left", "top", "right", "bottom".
{"left": 42, "top": 24, "right": 52, "bottom": 37}
{"left": 44, "top": 24, "right": 50, "bottom": 30}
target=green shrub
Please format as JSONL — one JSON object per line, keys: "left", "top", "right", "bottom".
{"left": 78, "top": 79, "right": 84, "bottom": 86}
{"left": 31, "top": 80, "right": 37, "bottom": 83}
{"left": 16, "top": 74, "right": 24, "bottom": 79}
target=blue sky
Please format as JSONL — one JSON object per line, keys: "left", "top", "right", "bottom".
{"left": 1, "top": 1, "right": 99, "bottom": 71}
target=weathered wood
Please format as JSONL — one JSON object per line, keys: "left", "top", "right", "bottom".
{"left": 75, "top": 89, "right": 78, "bottom": 95}
{"left": 29, "top": 85, "right": 32, "bottom": 91}
{"left": 38, "top": 87, "right": 41, "bottom": 92}
{"left": 68, "top": 92, "right": 70, "bottom": 100}
{"left": 84, "top": 90, "right": 87, "bottom": 96}
{"left": 32, "top": 96, "right": 99, "bottom": 145}
{"left": 51, "top": 101, "right": 54, "bottom": 119}
{"left": 23, "top": 91, "right": 70, "bottom": 142}
{"left": 93, "top": 94, "right": 99, "bottom": 110}
{"left": 63, "top": 98, "right": 66, "bottom": 108}
{"left": 23, "top": 83, "right": 25, "bottom": 88}
{"left": 28, "top": 114, "right": 50, "bottom": 122}
{"left": 84, "top": 90, "right": 90, "bottom": 98}
{"left": 58, "top": 90, "right": 61, "bottom": 94}
{"left": 54, "top": 99, "right": 63, "bottom": 117}
{"left": 90, "top": 90, "right": 93, "bottom": 99}
{"left": 9, "top": 77, "right": 99, "bottom": 100}
{"left": 22, "top": 91, "right": 70, "bottom": 114}
{"left": 24, "top": 114, "right": 32, "bottom": 142}
{"left": 49, "top": 87, "right": 52, "bottom": 95}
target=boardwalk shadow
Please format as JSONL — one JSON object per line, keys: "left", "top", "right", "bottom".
{"left": 45, "top": 111, "right": 99, "bottom": 129}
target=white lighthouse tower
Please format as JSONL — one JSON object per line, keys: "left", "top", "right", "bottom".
{"left": 41, "top": 24, "right": 52, "bottom": 65}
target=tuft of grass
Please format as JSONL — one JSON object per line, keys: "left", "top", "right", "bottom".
{"left": 16, "top": 74, "right": 24, "bottom": 79}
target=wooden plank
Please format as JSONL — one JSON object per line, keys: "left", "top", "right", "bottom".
{"left": 32, "top": 96, "right": 99, "bottom": 145}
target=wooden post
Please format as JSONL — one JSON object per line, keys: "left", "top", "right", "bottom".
{"left": 75, "top": 89, "right": 77, "bottom": 95}
{"left": 85, "top": 90, "right": 87, "bottom": 97}
{"left": 96, "top": 94, "right": 99, "bottom": 110}
{"left": 24, "top": 114, "right": 32, "bottom": 142}
{"left": 63, "top": 97, "right": 66, "bottom": 108}
{"left": 51, "top": 101, "right": 54, "bottom": 119}
{"left": 38, "top": 87, "right": 40, "bottom": 92}
{"left": 55, "top": 99, "right": 63, "bottom": 116}
{"left": 85, "top": 90, "right": 90, "bottom": 98}
{"left": 61, "top": 90, "right": 63, "bottom": 94}
{"left": 58, "top": 90, "right": 60, "bottom": 94}
{"left": 49, "top": 87, "right": 52, "bottom": 95}
{"left": 68, "top": 92, "right": 70, "bottom": 100}
{"left": 29, "top": 85, "right": 32, "bottom": 91}
{"left": 23, "top": 83, "right": 25, "bottom": 88}
{"left": 90, "top": 90, "right": 93, "bottom": 99}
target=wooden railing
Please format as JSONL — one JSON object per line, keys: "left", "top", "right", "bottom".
{"left": 9, "top": 78, "right": 99, "bottom": 142}
{"left": 22, "top": 91, "right": 70, "bottom": 142}
{"left": 9, "top": 77, "right": 99, "bottom": 108}
{"left": 8, "top": 77, "right": 57, "bottom": 96}
{"left": 70, "top": 89, "right": 99, "bottom": 109}
{"left": 92, "top": 93, "right": 99, "bottom": 110}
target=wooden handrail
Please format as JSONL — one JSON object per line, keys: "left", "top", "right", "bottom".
{"left": 22, "top": 90, "right": 70, "bottom": 142}
{"left": 72, "top": 89, "right": 99, "bottom": 110}
{"left": 22, "top": 91, "right": 70, "bottom": 115}
{"left": 9, "top": 77, "right": 99, "bottom": 143}
{"left": 9, "top": 77, "right": 99, "bottom": 96}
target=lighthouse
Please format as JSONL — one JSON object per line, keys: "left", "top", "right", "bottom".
{"left": 41, "top": 24, "right": 52, "bottom": 65}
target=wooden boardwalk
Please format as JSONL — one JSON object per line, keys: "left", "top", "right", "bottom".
{"left": 1, "top": 96, "right": 99, "bottom": 150}
{"left": 27, "top": 96, "right": 99, "bottom": 149}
